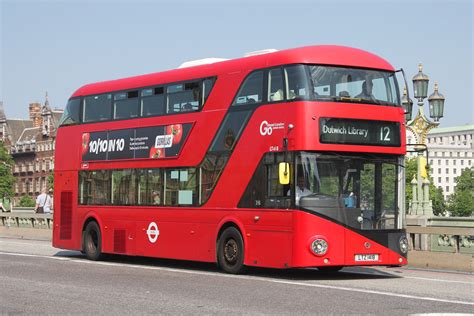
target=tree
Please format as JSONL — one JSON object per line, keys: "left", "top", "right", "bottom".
{"left": 0, "top": 141, "right": 15, "bottom": 200}
{"left": 48, "top": 173, "right": 54, "bottom": 191}
{"left": 430, "top": 186, "right": 446, "bottom": 216}
{"left": 405, "top": 157, "right": 446, "bottom": 216}
{"left": 447, "top": 168, "right": 474, "bottom": 217}
{"left": 405, "top": 158, "right": 417, "bottom": 210}
{"left": 452, "top": 167, "right": 473, "bottom": 192}
{"left": 18, "top": 195, "right": 35, "bottom": 207}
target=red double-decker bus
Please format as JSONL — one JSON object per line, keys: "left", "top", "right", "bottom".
{"left": 53, "top": 45, "right": 408, "bottom": 273}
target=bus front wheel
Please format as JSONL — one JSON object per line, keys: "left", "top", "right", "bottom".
{"left": 217, "top": 227, "right": 246, "bottom": 274}
{"left": 83, "top": 221, "right": 105, "bottom": 261}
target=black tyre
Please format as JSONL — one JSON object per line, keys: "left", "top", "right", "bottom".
{"left": 318, "top": 266, "right": 343, "bottom": 273}
{"left": 217, "top": 227, "right": 246, "bottom": 274}
{"left": 83, "top": 221, "right": 105, "bottom": 261}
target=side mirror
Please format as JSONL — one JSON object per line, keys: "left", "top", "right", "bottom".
{"left": 278, "top": 162, "right": 290, "bottom": 185}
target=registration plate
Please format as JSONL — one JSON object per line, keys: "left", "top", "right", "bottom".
{"left": 354, "top": 254, "right": 379, "bottom": 262}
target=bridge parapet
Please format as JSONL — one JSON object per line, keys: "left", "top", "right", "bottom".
{"left": 0, "top": 212, "right": 53, "bottom": 229}
{"left": 407, "top": 216, "right": 473, "bottom": 253}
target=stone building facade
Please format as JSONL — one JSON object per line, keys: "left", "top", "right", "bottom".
{"left": 407, "top": 124, "right": 474, "bottom": 200}
{"left": 425, "top": 125, "right": 474, "bottom": 200}
{"left": 0, "top": 95, "right": 63, "bottom": 204}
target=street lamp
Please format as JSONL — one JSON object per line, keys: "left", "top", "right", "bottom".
{"left": 428, "top": 82, "right": 445, "bottom": 122}
{"left": 406, "top": 63, "right": 445, "bottom": 216}
{"left": 410, "top": 64, "right": 446, "bottom": 122}
{"left": 412, "top": 64, "right": 429, "bottom": 101}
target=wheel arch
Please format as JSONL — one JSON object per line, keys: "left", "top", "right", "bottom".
{"left": 215, "top": 216, "right": 248, "bottom": 262}
{"left": 80, "top": 211, "right": 104, "bottom": 251}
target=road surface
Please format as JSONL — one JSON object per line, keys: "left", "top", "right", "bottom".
{"left": 0, "top": 236, "right": 472, "bottom": 314}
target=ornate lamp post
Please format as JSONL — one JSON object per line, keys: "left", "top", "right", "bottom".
{"left": 406, "top": 64, "right": 445, "bottom": 216}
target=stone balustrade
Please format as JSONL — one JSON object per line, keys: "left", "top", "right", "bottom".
{"left": 0, "top": 210, "right": 53, "bottom": 229}
{"left": 429, "top": 217, "right": 473, "bottom": 255}
{"left": 407, "top": 217, "right": 474, "bottom": 254}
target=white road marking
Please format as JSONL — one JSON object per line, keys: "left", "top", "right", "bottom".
{"left": 401, "top": 275, "right": 473, "bottom": 285}
{"left": 343, "top": 269, "right": 473, "bottom": 285}
{"left": 0, "top": 251, "right": 473, "bottom": 306}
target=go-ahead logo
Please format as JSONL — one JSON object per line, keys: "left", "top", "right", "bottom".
{"left": 259, "top": 121, "right": 285, "bottom": 136}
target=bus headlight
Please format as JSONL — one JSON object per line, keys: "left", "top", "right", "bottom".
{"left": 399, "top": 236, "right": 408, "bottom": 254}
{"left": 310, "top": 238, "right": 328, "bottom": 256}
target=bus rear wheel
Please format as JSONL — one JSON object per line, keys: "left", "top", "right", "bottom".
{"left": 217, "top": 227, "right": 246, "bottom": 274}
{"left": 83, "top": 221, "right": 105, "bottom": 261}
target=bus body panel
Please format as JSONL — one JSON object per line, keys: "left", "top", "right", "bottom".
{"left": 56, "top": 207, "right": 294, "bottom": 265}
{"left": 71, "top": 46, "right": 394, "bottom": 98}
{"left": 208, "top": 102, "right": 405, "bottom": 208}
{"left": 53, "top": 45, "right": 408, "bottom": 271}
{"left": 291, "top": 210, "right": 346, "bottom": 267}
{"left": 290, "top": 211, "right": 406, "bottom": 268}
{"left": 52, "top": 170, "right": 81, "bottom": 251}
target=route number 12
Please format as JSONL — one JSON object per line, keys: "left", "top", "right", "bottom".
{"left": 380, "top": 126, "right": 391, "bottom": 142}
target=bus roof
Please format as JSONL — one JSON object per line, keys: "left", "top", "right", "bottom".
{"left": 71, "top": 45, "right": 395, "bottom": 98}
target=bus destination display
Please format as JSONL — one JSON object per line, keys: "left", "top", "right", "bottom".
{"left": 319, "top": 118, "right": 400, "bottom": 146}
{"left": 81, "top": 123, "right": 192, "bottom": 161}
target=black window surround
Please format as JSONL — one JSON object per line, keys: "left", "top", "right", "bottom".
{"left": 79, "top": 167, "right": 199, "bottom": 207}
{"left": 74, "top": 64, "right": 403, "bottom": 208}
{"left": 230, "top": 64, "right": 401, "bottom": 107}
{"left": 64, "top": 62, "right": 401, "bottom": 127}
{"left": 60, "top": 76, "right": 216, "bottom": 126}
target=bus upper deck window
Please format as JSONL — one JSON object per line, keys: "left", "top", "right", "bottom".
{"left": 232, "top": 71, "right": 263, "bottom": 106}
{"left": 308, "top": 65, "right": 401, "bottom": 106}
{"left": 59, "top": 98, "right": 81, "bottom": 126}
{"left": 284, "top": 65, "right": 310, "bottom": 100}
{"left": 83, "top": 94, "right": 112, "bottom": 123}
{"left": 202, "top": 78, "right": 215, "bottom": 104}
{"left": 141, "top": 87, "right": 165, "bottom": 117}
{"left": 167, "top": 81, "right": 201, "bottom": 114}
{"left": 114, "top": 90, "right": 139, "bottom": 120}
{"left": 268, "top": 68, "right": 285, "bottom": 102}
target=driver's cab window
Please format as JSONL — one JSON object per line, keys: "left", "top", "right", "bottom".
{"left": 288, "top": 152, "right": 399, "bottom": 230}
{"left": 293, "top": 163, "right": 314, "bottom": 205}
{"left": 360, "top": 163, "right": 375, "bottom": 213}
{"left": 295, "top": 153, "right": 360, "bottom": 208}
{"left": 264, "top": 153, "right": 291, "bottom": 208}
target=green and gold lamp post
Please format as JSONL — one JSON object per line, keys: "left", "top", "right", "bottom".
{"left": 406, "top": 64, "right": 445, "bottom": 216}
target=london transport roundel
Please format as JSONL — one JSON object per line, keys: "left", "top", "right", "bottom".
{"left": 146, "top": 222, "right": 160, "bottom": 243}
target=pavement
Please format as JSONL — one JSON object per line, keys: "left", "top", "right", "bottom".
{"left": 0, "top": 226, "right": 52, "bottom": 241}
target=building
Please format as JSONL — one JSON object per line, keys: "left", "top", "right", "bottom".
{"left": 422, "top": 125, "right": 473, "bottom": 200}
{"left": 0, "top": 94, "right": 63, "bottom": 204}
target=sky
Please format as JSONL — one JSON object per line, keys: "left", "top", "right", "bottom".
{"left": 1, "top": 0, "right": 472, "bottom": 128}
